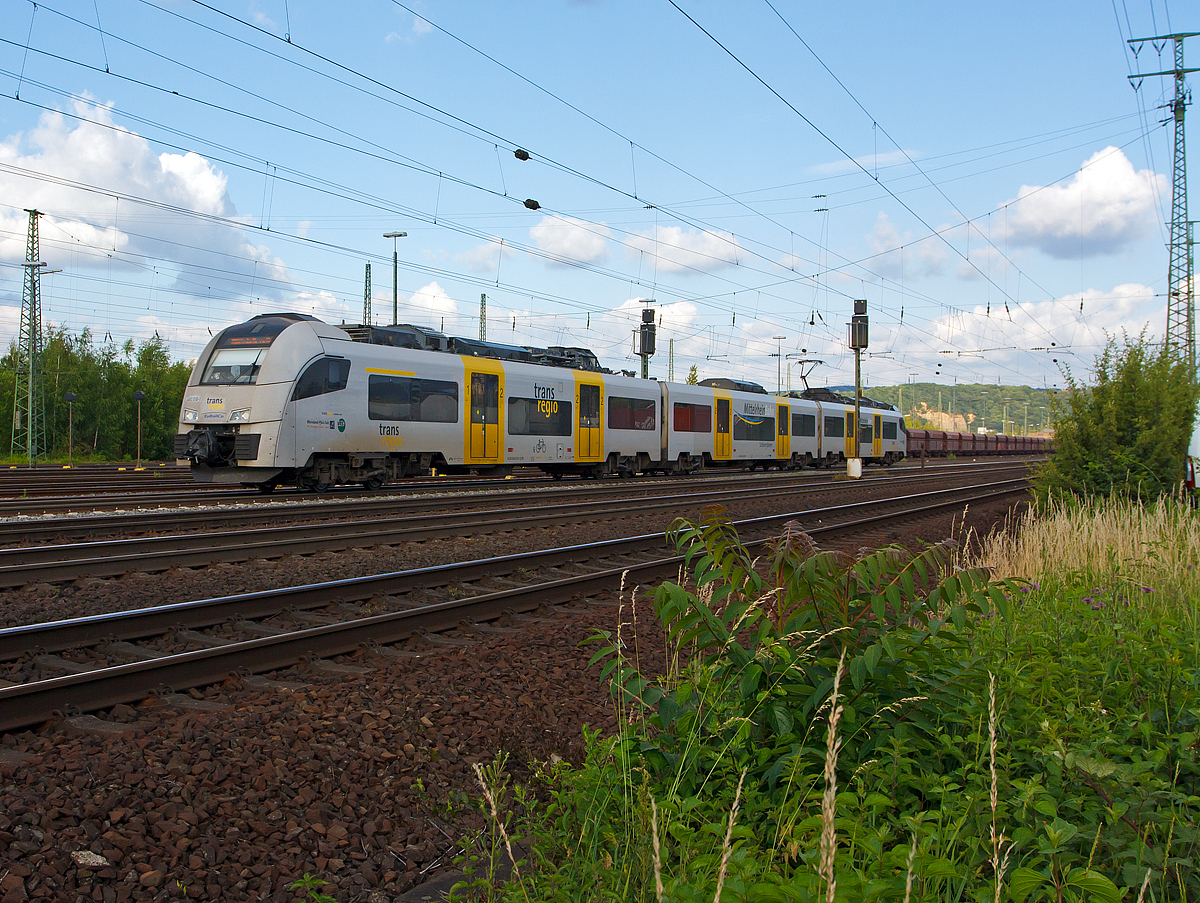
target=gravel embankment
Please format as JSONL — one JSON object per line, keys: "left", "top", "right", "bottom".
{"left": 0, "top": 493, "right": 1019, "bottom": 902}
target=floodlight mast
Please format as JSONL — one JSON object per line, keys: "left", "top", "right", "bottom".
{"left": 383, "top": 232, "right": 407, "bottom": 325}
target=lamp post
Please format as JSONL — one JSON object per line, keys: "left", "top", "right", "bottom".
{"left": 133, "top": 390, "right": 145, "bottom": 469}
{"left": 383, "top": 231, "right": 407, "bottom": 325}
{"left": 64, "top": 392, "right": 76, "bottom": 466}
{"left": 1023, "top": 402, "right": 1030, "bottom": 436}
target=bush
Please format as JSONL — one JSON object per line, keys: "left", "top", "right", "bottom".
{"left": 457, "top": 509, "right": 1199, "bottom": 902}
{"left": 1035, "top": 332, "right": 1199, "bottom": 503}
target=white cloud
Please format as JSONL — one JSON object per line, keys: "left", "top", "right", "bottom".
{"left": 808, "top": 149, "right": 917, "bottom": 177}
{"left": 0, "top": 100, "right": 290, "bottom": 300}
{"left": 866, "top": 212, "right": 947, "bottom": 278}
{"left": 454, "top": 239, "right": 514, "bottom": 275}
{"left": 1005, "top": 147, "right": 1165, "bottom": 258}
{"left": 529, "top": 215, "right": 610, "bottom": 265}
{"left": 625, "top": 225, "right": 740, "bottom": 274}
{"left": 928, "top": 282, "right": 1160, "bottom": 370}
{"left": 404, "top": 281, "right": 460, "bottom": 323}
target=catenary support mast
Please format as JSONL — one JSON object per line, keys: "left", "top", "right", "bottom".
{"left": 13, "top": 209, "right": 47, "bottom": 468}
{"left": 1130, "top": 32, "right": 1198, "bottom": 373}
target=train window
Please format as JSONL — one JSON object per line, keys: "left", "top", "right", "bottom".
{"left": 609, "top": 397, "right": 657, "bottom": 431}
{"left": 860, "top": 421, "right": 873, "bottom": 443}
{"left": 882, "top": 420, "right": 898, "bottom": 440}
{"left": 778, "top": 413, "right": 788, "bottom": 436}
{"left": 201, "top": 348, "right": 270, "bottom": 386}
{"left": 734, "top": 413, "right": 775, "bottom": 442}
{"left": 368, "top": 375, "right": 458, "bottom": 422}
{"left": 792, "top": 412, "right": 816, "bottom": 437}
{"left": 673, "top": 402, "right": 712, "bottom": 433}
{"left": 824, "top": 416, "right": 844, "bottom": 438}
{"left": 292, "top": 357, "right": 351, "bottom": 400}
{"left": 508, "top": 397, "right": 572, "bottom": 436}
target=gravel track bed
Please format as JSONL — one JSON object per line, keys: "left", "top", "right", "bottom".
{"left": 0, "top": 495, "right": 1019, "bottom": 902}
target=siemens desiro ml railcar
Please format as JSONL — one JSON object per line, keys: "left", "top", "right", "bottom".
{"left": 175, "top": 313, "right": 906, "bottom": 490}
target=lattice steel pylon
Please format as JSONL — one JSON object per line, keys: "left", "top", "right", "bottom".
{"left": 12, "top": 209, "right": 47, "bottom": 467}
{"left": 363, "top": 262, "right": 372, "bottom": 325}
{"left": 1130, "top": 32, "right": 1198, "bottom": 373}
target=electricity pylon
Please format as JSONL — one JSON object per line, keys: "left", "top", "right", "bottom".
{"left": 1130, "top": 31, "right": 1198, "bottom": 373}
{"left": 12, "top": 209, "right": 47, "bottom": 467}
{"left": 363, "top": 262, "right": 372, "bottom": 325}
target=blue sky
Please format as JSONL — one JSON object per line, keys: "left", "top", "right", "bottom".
{"left": 0, "top": 0, "right": 1191, "bottom": 393}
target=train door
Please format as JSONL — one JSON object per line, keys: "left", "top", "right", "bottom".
{"left": 464, "top": 359, "right": 504, "bottom": 465}
{"left": 777, "top": 403, "right": 790, "bottom": 461}
{"left": 845, "top": 412, "right": 855, "bottom": 458}
{"left": 714, "top": 395, "right": 732, "bottom": 460}
{"left": 291, "top": 355, "right": 353, "bottom": 469}
{"left": 873, "top": 414, "right": 882, "bottom": 459}
{"left": 576, "top": 377, "right": 603, "bottom": 462}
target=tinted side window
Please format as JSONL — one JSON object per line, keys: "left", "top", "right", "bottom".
{"left": 824, "top": 416, "right": 844, "bottom": 438}
{"left": 609, "top": 397, "right": 657, "bottom": 431}
{"left": 734, "top": 414, "right": 775, "bottom": 441}
{"left": 882, "top": 420, "right": 898, "bottom": 440}
{"left": 508, "top": 397, "right": 572, "bottom": 436}
{"left": 293, "top": 358, "right": 350, "bottom": 401}
{"left": 673, "top": 402, "right": 712, "bottom": 433}
{"left": 793, "top": 412, "right": 816, "bottom": 437}
{"left": 368, "top": 375, "right": 458, "bottom": 422}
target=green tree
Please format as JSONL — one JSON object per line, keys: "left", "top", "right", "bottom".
{"left": 685, "top": 364, "right": 699, "bottom": 385}
{"left": 1034, "top": 330, "right": 1199, "bottom": 503}
{"left": 1, "top": 327, "right": 194, "bottom": 462}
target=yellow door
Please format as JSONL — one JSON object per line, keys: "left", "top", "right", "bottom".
{"left": 463, "top": 359, "right": 504, "bottom": 465}
{"left": 576, "top": 377, "right": 603, "bottom": 461}
{"left": 715, "top": 396, "right": 732, "bottom": 460}
{"left": 874, "top": 414, "right": 882, "bottom": 458}
{"left": 777, "top": 404, "right": 790, "bottom": 461}
{"left": 845, "top": 412, "right": 855, "bottom": 458}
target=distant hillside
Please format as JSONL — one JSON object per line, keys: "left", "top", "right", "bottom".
{"left": 815, "top": 383, "right": 1055, "bottom": 435}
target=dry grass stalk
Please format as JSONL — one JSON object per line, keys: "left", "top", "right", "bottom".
{"left": 1135, "top": 868, "right": 1152, "bottom": 903}
{"left": 650, "top": 795, "right": 664, "bottom": 903}
{"left": 819, "top": 652, "right": 846, "bottom": 903}
{"left": 472, "top": 761, "right": 525, "bottom": 892}
{"left": 903, "top": 835, "right": 917, "bottom": 903}
{"left": 712, "top": 768, "right": 747, "bottom": 903}
{"left": 975, "top": 495, "right": 1200, "bottom": 598}
{"left": 988, "top": 672, "right": 1010, "bottom": 903}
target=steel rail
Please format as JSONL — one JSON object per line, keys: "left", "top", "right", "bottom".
{"left": 0, "top": 478, "right": 1030, "bottom": 732}
{"left": 0, "top": 471, "right": 1030, "bottom": 587}
{"left": 0, "top": 457, "right": 1043, "bottom": 514}
{"left": 0, "top": 462, "right": 1035, "bottom": 547}
{"left": 0, "top": 478, "right": 1029, "bottom": 662}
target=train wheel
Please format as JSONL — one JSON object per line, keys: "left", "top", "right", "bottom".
{"left": 361, "top": 477, "right": 384, "bottom": 490}
{"left": 551, "top": 471, "right": 564, "bottom": 481}
{"left": 257, "top": 482, "right": 277, "bottom": 495}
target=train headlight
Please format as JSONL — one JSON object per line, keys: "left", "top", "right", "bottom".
{"left": 183, "top": 409, "right": 199, "bottom": 422}
{"left": 228, "top": 408, "right": 252, "bottom": 423}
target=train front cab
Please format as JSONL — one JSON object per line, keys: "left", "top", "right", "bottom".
{"left": 178, "top": 314, "right": 331, "bottom": 489}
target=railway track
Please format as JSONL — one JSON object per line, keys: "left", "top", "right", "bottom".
{"left": 0, "top": 477, "right": 1030, "bottom": 732}
{"left": 0, "top": 456, "right": 1046, "bottom": 515}
{"left": 0, "top": 465, "right": 1035, "bottom": 585}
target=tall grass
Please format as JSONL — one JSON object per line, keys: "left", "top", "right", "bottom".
{"left": 971, "top": 493, "right": 1200, "bottom": 606}
{"left": 453, "top": 501, "right": 1200, "bottom": 902}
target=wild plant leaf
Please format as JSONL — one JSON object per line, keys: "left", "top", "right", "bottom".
{"left": 1063, "top": 868, "right": 1121, "bottom": 903}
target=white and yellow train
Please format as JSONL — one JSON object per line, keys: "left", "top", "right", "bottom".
{"left": 175, "top": 313, "right": 906, "bottom": 491}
